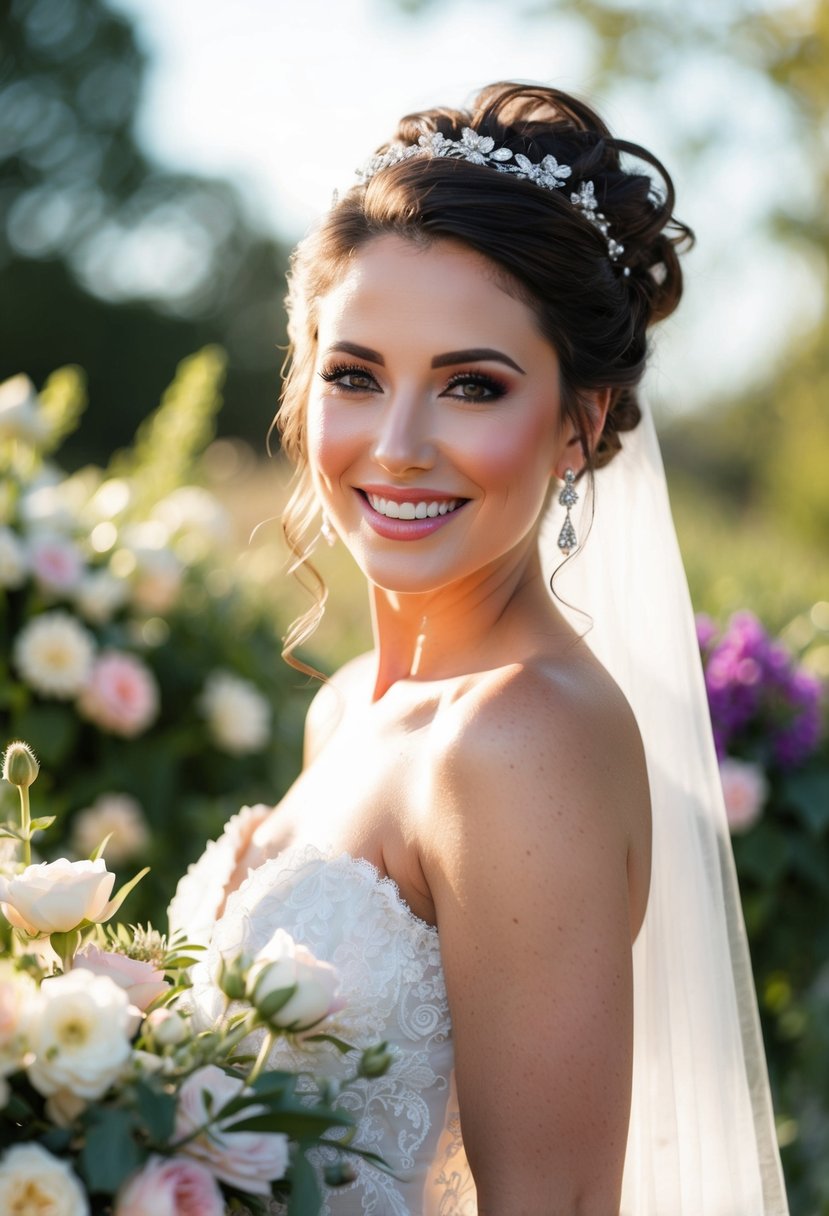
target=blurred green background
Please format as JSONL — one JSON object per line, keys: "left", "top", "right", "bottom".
{"left": 1, "top": 0, "right": 828, "bottom": 1209}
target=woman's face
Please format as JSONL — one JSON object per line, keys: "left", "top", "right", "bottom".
{"left": 307, "top": 234, "right": 575, "bottom": 597}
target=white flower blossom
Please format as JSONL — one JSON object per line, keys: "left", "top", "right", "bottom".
{"left": 0, "top": 1143, "right": 88, "bottom": 1216}
{"left": 71, "top": 793, "right": 149, "bottom": 864}
{"left": 13, "top": 610, "right": 95, "bottom": 698}
{"left": 27, "top": 970, "right": 134, "bottom": 1100}
{"left": 199, "top": 671, "right": 271, "bottom": 755}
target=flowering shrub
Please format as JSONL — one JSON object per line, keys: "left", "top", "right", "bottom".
{"left": 698, "top": 610, "right": 828, "bottom": 1206}
{"left": 0, "top": 358, "right": 310, "bottom": 922}
{"left": 0, "top": 742, "right": 391, "bottom": 1214}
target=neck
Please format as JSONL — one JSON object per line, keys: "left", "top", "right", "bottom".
{"left": 367, "top": 543, "right": 556, "bottom": 700}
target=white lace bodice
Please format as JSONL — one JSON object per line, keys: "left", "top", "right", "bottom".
{"left": 170, "top": 811, "right": 477, "bottom": 1215}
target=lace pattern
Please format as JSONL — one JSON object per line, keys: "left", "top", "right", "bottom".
{"left": 178, "top": 838, "right": 477, "bottom": 1214}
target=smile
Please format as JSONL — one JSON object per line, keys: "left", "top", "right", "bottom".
{"left": 366, "top": 494, "right": 462, "bottom": 520}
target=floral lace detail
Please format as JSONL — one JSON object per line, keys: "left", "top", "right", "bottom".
{"left": 185, "top": 842, "right": 476, "bottom": 1214}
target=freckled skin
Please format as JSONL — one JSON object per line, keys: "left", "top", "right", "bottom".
{"left": 228, "top": 237, "right": 651, "bottom": 1214}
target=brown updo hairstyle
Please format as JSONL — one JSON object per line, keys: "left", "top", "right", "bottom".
{"left": 276, "top": 81, "right": 693, "bottom": 668}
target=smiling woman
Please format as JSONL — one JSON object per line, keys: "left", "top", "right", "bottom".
{"left": 171, "top": 82, "right": 789, "bottom": 1215}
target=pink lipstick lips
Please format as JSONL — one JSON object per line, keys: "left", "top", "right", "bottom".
{"left": 357, "top": 487, "right": 469, "bottom": 541}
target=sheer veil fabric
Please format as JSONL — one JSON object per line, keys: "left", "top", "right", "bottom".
{"left": 542, "top": 402, "right": 789, "bottom": 1214}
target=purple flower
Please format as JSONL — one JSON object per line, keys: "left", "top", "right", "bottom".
{"left": 697, "top": 611, "right": 825, "bottom": 771}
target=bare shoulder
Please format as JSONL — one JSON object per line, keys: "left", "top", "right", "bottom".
{"left": 303, "top": 650, "right": 373, "bottom": 766}
{"left": 430, "top": 651, "right": 648, "bottom": 853}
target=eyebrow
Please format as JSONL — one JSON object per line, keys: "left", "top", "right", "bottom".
{"left": 432, "top": 348, "right": 525, "bottom": 374}
{"left": 322, "top": 342, "right": 525, "bottom": 375}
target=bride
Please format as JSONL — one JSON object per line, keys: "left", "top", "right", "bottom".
{"left": 171, "top": 83, "right": 789, "bottom": 1214}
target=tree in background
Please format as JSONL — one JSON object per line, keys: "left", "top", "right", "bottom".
{"left": 0, "top": 0, "right": 290, "bottom": 465}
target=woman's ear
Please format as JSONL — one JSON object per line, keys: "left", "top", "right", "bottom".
{"left": 553, "top": 388, "right": 611, "bottom": 479}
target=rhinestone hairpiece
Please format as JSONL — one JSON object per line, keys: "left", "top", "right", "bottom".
{"left": 357, "top": 127, "right": 626, "bottom": 266}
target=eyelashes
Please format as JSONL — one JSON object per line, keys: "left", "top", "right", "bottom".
{"left": 317, "top": 363, "right": 508, "bottom": 402}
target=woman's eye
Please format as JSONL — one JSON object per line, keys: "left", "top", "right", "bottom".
{"left": 318, "top": 365, "right": 378, "bottom": 392}
{"left": 442, "top": 373, "right": 507, "bottom": 403}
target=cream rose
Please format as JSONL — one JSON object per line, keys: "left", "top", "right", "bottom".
{"left": 73, "top": 945, "right": 168, "bottom": 1011}
{"left": 27, "top": 970, "right": 134, "bottom": 1099}
{"left": 246, "top": 927, "right": 342, "bottom": 1030}
{"left": 174, "top": 1064, "right": 289, "bottom": 1194}
{"left": 115, "top": 1154, "right": 224, "bottom": 1216}
{"left": 0, "top": 857, "right": 116, "bottom": 935}
{"left": 0, "top": 1143, "right": 88, "bottom": 1216}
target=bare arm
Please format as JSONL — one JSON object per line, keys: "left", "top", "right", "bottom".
{"left": 426, "top": 665, "right": 648, "bottom": 1215}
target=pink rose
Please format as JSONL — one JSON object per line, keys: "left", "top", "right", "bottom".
{"left": 73, "top": 946, "right": 167, "bottom": 1011}
{"left": 78, "top": 651, "right": 159, "bottom": 737}
{"left": 28, "top": 534, "right": 84, "bottom": 594}
{"left": 115, "top": 1154, "right": 223, "bottom": 1216}
{"left": 175, "top": 1064, "right": 289, "bottom": 1194}
{"left": 719, "top": 757, "right": 768, "bottom": 833}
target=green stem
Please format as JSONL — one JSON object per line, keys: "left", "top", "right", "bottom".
{"left": 246, "top": 1029, "right": 277, "bottom": 1087}
{"left": 19, "top": 785, "right": 31, "bottom": 868}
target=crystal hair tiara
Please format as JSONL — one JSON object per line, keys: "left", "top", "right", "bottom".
{"left": 357, "top": 127, "right": 626, "bottom": 266}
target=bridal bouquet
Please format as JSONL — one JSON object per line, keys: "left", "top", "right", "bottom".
{"left": 0, "top": 742, "right": 391, "bottom": 1216}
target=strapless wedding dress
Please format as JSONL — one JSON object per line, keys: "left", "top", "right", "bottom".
{"left": 169, "top": 807, "right": 478, "bottom": 1215}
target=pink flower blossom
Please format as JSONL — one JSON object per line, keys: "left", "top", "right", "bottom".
{"left": 28, "top": 534, "right": 84, "bottom": 594}
{"left": 719, "top": 757, "right": 768, "bottom": 833}
{"left": 73, "top": 946, "right": 167, "bottom": 1011}
{"left": 175, "top": 1064, "right": 289, "bottom": 1194}
{"left": 115, "top": 1154, "right": 224, "bottom": 1216}
{"left": 78, "top": 651, "right": 159, "bottom": 737}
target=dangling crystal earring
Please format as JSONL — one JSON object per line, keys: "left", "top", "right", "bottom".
{"left": 557, "top": 469, "right": 578, "bottom": 555}
{"left": 320, "top": 512, "right": 337, "bottom": 547}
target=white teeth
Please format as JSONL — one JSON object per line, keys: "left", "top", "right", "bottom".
{"left": 367, "top": 494, "right": 459, "bottom": 520}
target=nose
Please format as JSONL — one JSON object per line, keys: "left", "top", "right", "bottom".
{"left": 371, "top": 391, "right": 436, "bottom": 476}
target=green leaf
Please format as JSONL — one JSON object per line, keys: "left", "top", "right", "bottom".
{"left": 304, "top": 1032, "right": 355, "bottom": 1055}
{"left": 100, "top": 867, "right": 150, "bottom": 921}
{"left": 29, "top": 815, "right": 56, "bottom": 833}
{"left": 80, "top": 1107, "right": 143, "bottom": 1194}
{"left": 132, "top": 1079, "right": 177, "bottom": 1145}
{"left": 226, "top": 1109, "right": 355, "bottom": 1139}
{"left": 286, "top": 1145, "right": 322, "bottom": 1216}
{"left": 90, "top": 832, "right": 113, "bottom": 862}
{"left": 0, "top": 826, "right": 24, "bottom": 841}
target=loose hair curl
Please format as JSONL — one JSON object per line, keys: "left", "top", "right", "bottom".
{"left": 276, "top": 82, "right": 694, "bottom": 668}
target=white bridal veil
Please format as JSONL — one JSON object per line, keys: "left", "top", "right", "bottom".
{"left": 543, "top": 403, "right": 789, "bottom": 1214}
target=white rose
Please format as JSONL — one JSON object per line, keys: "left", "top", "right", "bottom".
{"left": 27, "top": 531, "right": 85, "bottom": 594}
{"left": 246, "top": 927, "right": 342, "bottom": 1030}
{"left": 0, "top": 857, "right": 116, "bottom": 935}
{"left": 70, "top": 793, "right": 149, "bottom": 866}
{"left": 27, "top": 970, "right": 134, "bottom": 1100}
{"left": 199, "top": 670, "right": 271, "bottom": 756}
{"left": 0, "top": 1143, "right": 88, "bottom": 1216}
{"left": 175, "top": 1063, "right": 289, "bottom": 1194}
